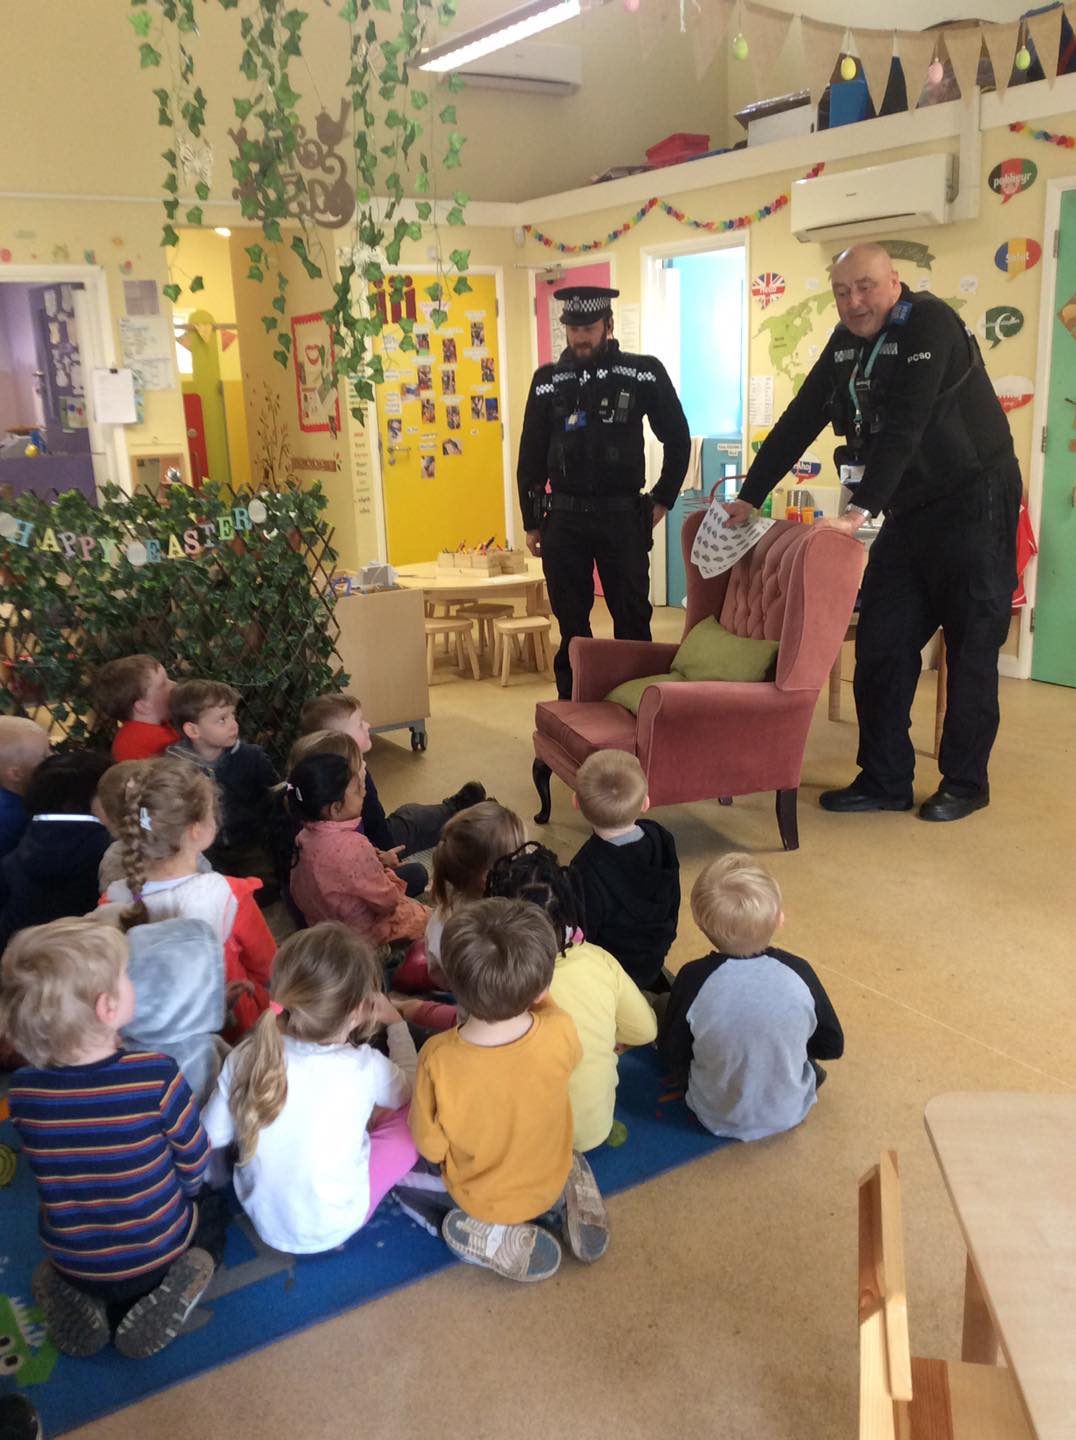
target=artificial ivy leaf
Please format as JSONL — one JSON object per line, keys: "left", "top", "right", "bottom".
{"left": 273, "top": 349, "right": 289, "bottom": 368}
{"left": 162, "top": 224, "right": 180, "bottom": 247}
{"left": 399, "top": 316, "right": 415, "bottom": 333}
{"left": 290, "top": 235, "right": 309, "bottom": 258}
{"left": 438, "top": 0, "right": 458, "bottom": 22}
{"left": 416, "top": 201, "right": 432, "bottom": 221}
{"left": 139, "top": 42, "right": 162, "bottom": 67}
{"left": 161, "top": 147, "right": 177, "bottom": 167}
{"left": 453, "top": 189, "right": 469, "bottom": 206}
{"left": 240, "top": 50, "right": 258, "bottom": 81}
{"left": 185, "top": 206, "right": 204, "bottom": 226}
{"left": 449, "top": 248, "right": 470, "bottom": 271}
{"left": 274, "top": 77, "right": 301, "bottom": 110}
{"left": 234, "top": 97, "right": 254, "bottom": 120}
{"left": 163, "top": 283, "right": 182, "bottom": 303}
{"left": 424, "top": 282, "right": 443, "bottom": 301}
{"left": 384, "top": 238, "right": 402, "bottom": 265}
{"left": 446, "top": 207, "right": 464, "bottom": 227}
{"left": 362, "top": 261, "right": 384, "bottom": 281}
{"left": 163, "top": 198, "right": 179, "bottom": 219}
{"left": 415, "top": 170, "right": 430, "bottom": 195}
{"left": 262, "top": 315, "right": 279, "bottom": 331}
{"left": 194, "top": 182, "right": 210, "bottom": 203}
{"left": 278, "top": 333, "right": 292, "bottom": 353}
{"left": 399, "top": 335, "right": 415, "bottom": 352}
{"left": 248, "top": 264, "right": 264, "bottom": 281}
{"left": 246, "top": 243, "right": 265, "bottom": 263}
{"left": 451, "top": 276, "right": 473, "bottom": 295}
{"left": 190, "top": 275, "right": 205, "bottom": 292}
{"left": 372, "top": 0, "right": 390, "bottom": 11}
{"left": 447, "top": 72, "right": 465, "bottom": 92}
{"left": 439, "top": 105, "right": 456, "bottom": 125}
{"left": 410, "top": 89, "right": 429, "bottom": 109}
{"left": 272, "top": 295, "right": 286, "bottom": 313}
{"left": 301, "top": 257, "right": 323, "bottom": 280}
{"left": 430, "top": 307, "right": 448, "bottom": 326}
{"left": 340, "top": 0, "right": 358, "bottom": 19}
{"left": 406, "top": 221, "right": 421, "bottom": 241}
{"left": 264, "top": 220, "right": 282, "bottom": 242}
{"left": 129, "top": 10, "right": 152, "bottom": 36}
{"left": 162, "top": 172, "right": 178, "bottom": 194}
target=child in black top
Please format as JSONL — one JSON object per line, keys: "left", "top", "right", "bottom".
{"left": 569, "top": 750, "right": 679, "bottom": 991}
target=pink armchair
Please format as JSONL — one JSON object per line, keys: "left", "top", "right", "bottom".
{"left": 532, "top": 509, "right": 865, "bottom": 850}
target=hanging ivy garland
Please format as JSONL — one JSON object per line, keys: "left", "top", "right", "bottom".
{"left": 129, "top": 0, "right": 470, "bottom": 420}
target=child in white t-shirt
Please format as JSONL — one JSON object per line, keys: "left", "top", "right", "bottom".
{"left": 203, "top": 922, "right": 418, "bottom": 1254}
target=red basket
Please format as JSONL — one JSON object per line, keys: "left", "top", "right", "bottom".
{"left": 645, "top": 132, "right": 710, "bottom": 166}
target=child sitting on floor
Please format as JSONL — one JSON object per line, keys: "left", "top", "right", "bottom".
{"left": 0, "top": 750, "right": 113, "bottom": 949}
{"left": 166, "top": 679, "right": 278, "bottom": 883}
{"left": 1, "top": 917, "right": 224, "bottom": 1359}
{"left": 203, "top": 923, "right": 418, "bottom": 1254}
{"left": 392, "top": 801, "right": 525, "bottom": 1004}
{"left": 298, "top": 692, "right": 485, "bottom": 873}
{"left": 97, "top": 760, "right": 215, "bottom": 890}
{"left": 99, "top": 756, "right": 275, "bottom": 1038}
{"left": 486, "top": 843, "right": 657, "bottom": 1152}
{"left": 659, "top": 853, "right": 844, "bottom": 1142}
{"left": 0, "top": 715, "right": 50, "bottom": 860}
{"left": 279, "top": 751, "right": 427, "bottom": 948}
{"left": 405, "top": 898, "right": 608, "bottom": 1283}
{"left": 569, "top": 750, "right": 680, "bottom": 993}
{"left": 94, "top": 654, "right": 178, "bottom": 762}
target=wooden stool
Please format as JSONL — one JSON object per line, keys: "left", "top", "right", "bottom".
{"left": 424, "top": 616, "right": 481, "bottom": 682}
{"left": 828, "top": 617, "right": 946, "bottom": 759}
{"left": 455, "top": 602, "right": 515, "bottom": 657}
{"left": 493, "top": 615, "right": 553, "bottom": 686}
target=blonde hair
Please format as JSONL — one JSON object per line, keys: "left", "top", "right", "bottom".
{"left": 0, "top": 918, "right": 127, "bottom": 1068}
{"left": 691, "top": 853, "right": 782, "bottom": 958}
{"left": 227, "top": 923, "right": 382, "bottom": 1164}
{"left": 97, "top": 759, "right": 146, "bottom": 832}
{"left": 575, "top": 750, "right": 647, "bottom": 831}
{"left": 440, "top": 898, "right": 556, "bottom": 1023}
{"left": 286, "top": 728, "right": 363, "bottom": 778}
{"left": 297, "top": 693, "right": 362, "bottom": 736}
{"left": 430, "top": 801, "right": 525, "bottom": 910}
{"left": 119, "top": 757, "right": 219, "bottom": 930}
{"left": 94, "top": 654, "right": 161, "bottom": 722}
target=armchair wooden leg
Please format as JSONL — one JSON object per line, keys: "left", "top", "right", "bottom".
{"left": 719, "top": 796, "right": 733, "bottom": 806}
{"left": 776, "top": 788, "right": 799, "bottom": 851}
{"left": 532, "top": 758, "right": 553, "bottom": 825}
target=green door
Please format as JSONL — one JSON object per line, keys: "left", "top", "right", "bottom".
{"left": 1034, "top": 188, "right": 1076, "bottom": 685}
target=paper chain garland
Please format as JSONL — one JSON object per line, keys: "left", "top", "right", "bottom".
{"left": 523, "top": 164, "right": 826, "bottom": 254}
{"left": 1009, "top": 120, "right": 1076, "bottom": 149}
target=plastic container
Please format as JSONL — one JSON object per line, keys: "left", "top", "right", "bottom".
{"left": 645, "top": 132, "right": 710, "bottom": 167}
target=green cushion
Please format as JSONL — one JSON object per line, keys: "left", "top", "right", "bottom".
{"left": 604, "top": 673, "right": 683, "bottom": 715}
{"left": 669, "top": 616, "right": 779, "bottom": 683}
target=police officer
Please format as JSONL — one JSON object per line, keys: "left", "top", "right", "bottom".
{"left": 517, "top": 286, "right": 691, "bottom": 699}
{"left": 726, "top": 243, "right": 1020, "bottom": 822}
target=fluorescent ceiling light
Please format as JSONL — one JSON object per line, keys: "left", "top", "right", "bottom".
{"left": 214, "top": 226, "right": 232, "bottom": 237}
{"left": 418, "top": 0, "right": 581, "bottom": 73}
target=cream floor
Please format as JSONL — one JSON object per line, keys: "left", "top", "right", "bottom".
{"left": 70, "top": 607, "right": 1076, "bottom": 1440}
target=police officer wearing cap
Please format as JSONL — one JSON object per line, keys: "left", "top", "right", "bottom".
{"left": 517, "top": 285, "right": 690, "bottom": 700}
{"left": 726, "top": 243, "right": 1020, "bottom": 823}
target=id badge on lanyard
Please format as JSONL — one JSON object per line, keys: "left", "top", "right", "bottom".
{"left": 848, "top": 330, "right": 888, "bottom": 438}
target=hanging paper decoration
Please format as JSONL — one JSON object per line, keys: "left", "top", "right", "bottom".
{"left": 994, "top": 238, "right": 1041, "bottom": 277}
{"left": 988, "top": 158, "right": 1037, "bottom": 203}
{"left": 992, "top": 375, "right": 1034, "bottom": 412}
{"left": 523, "top": 166, "right": 824, "bottom": 254}
{"left": 981, "top": 19, "right": 1020, "bottom": 99}
{"left": 978, "top": 306, "right": 1024, "bottom": 349}
{"left": 751, "top": 272, "right": 786, "bottom": 308}
{"left": 790, "top": 452, "right": 822, "bottom": 479}
{"left": 1009, "top": 120, "right": 1076, "bottom": 150}
{"left": 1026, "top": 5, "right": 1063, "bottom": 85}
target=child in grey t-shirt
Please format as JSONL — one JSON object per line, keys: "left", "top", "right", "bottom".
{"left": 659, "top": 853, "right": 843, "bottom": 1142}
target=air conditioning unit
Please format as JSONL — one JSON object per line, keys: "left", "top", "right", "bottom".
{"left": 455, "top": 41, "right": 581, "bottom": 95}
{"left": 791, "top": 153, "right": 956, "bottom": 244}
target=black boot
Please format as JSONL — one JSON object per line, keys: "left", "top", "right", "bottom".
{"left": 442, "top": 781, "right": 486, "bottom": 813}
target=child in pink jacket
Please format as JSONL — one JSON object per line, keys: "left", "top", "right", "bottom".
{"left": 281, "top": 752, "right": 427, "bottom": 947}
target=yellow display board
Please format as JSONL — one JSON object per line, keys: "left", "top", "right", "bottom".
{"left": 371, "top": 273, "right": 506, "bottom": 565}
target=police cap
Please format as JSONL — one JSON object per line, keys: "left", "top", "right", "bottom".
{"left": 554, "top": 285, "right": 619, "bottom": 325}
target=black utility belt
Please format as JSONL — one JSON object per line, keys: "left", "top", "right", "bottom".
{"left": 548, "top": 492, "right": 643, "bottom": 514}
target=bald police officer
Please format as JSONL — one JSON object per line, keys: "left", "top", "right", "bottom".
{"left": 726, "top": 244, "right": 1020, "bottom": 823}
{"left": 517, "top": 286, "right": 691, "bottom": 700}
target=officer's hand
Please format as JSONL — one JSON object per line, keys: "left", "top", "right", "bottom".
{"left": 816, "top": 511, "right": 866, "bottom": 535}
{"left": 721, "top": 499, "right": 755, "bottom": 527}
{"left": 650, "top": 503, "right": 667, "bottom": 529}
{"left": 526, "top": 528, "right": 541, "bottom": 557}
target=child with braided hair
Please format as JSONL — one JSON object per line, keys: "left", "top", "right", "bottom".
{"left": 99, "top": 757, "right": 275, "bottom": 1038}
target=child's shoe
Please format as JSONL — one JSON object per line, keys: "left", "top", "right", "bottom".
{"left": 0, "top": 1393, "right": 43, "bottom": 1440}
{"left": 563, "top": 1152, "right": 610, "bottom": 1263}
{"left": 113, "top": 1246, "right": 214, "bottom": 1359}
{"left": 442, "top": 1210, "right": 561, "bottom": 1282}
{"left": 31, "top": 1260, "right": 109, "bottom": 1357}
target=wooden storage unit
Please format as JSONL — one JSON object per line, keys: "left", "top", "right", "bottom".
{"left": 331, "top": 585, "right": 430, "bottom": 750}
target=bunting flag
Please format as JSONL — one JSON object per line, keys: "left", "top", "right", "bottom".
{"left": 523, "top": 165, "right": 824, "bottom": 254}
{"left": 693, "top": 0, "right": 734, "bottom": 80}
{"left": 1027, "top": 4, "right": 1064, "bottom": 85}
{"left": 894, "top": 28, "right": 935, "bottom": 105}
{"left": 637, "top": 0, "right": 676, "bottom": 60}
{"left": 944, "top": 25, "right": 984, "bottom": 105}
{"left": 853, "top": 28, "right": 896, "bottom": 111}
{"left": 982, "top": 19, "right": 1021, "bottom": 100}
{"left": 801, "top": 16, "right": 844, "bottom": 104}
{"left": 743, "top": 3, "right": 795, "bottom": 102}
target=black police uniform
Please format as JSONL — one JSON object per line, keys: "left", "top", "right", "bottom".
{"left": 517, "top": 322, "right": 690, "bottom": 700}
{"left": 739, "top": 283, "right": 1020, "bottom": 804}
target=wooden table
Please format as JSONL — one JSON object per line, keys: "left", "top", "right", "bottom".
{"left": 394, "top": 557, "right": 547, "bottom": 614}
{"left": 924, "top": 1092, "right": 1076, "bottom": 1440}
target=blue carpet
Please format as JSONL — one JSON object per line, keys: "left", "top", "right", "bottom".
{"left": 0, "top": 1048, "right": 731, "bottom": 1435}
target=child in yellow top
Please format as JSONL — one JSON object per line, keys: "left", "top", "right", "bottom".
{"left": 487, "top": 842, "right": 657, "bottom": 1151}
{"left": 408, "top": 897, "right": 608, "bottom": 1282}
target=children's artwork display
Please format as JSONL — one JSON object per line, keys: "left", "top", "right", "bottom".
{"left": 370, "top": 275, "right": 507, "bottom": 565}
{"left": 291, "top": 312, "right": 342, "bottom": 435}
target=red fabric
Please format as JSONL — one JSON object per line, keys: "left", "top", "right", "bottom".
{"left": 1012, "top": 497, "right": 1038, "bottom": 610}
{"left": 291, "top": 819, "right": 427, "bottom": 946}
{"left": 535, "top": 700, "right": 637, "bottom": 766}
{"left": 224, "top": 875, "right": 276, "bottom": 1038}
{"left": 112, "top": 721, "right": 180, "bottom": 762}
{"left": 393, "top": 940, "right": 432, "bottom": 993}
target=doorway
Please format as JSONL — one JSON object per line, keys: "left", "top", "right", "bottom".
{"left": 644, "top": 242, "right": 747, "bottom": 606}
